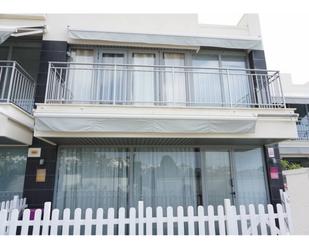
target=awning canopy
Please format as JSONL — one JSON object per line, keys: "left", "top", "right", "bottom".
{"left": 0, "top": 25, "right": 45, "bottom": 44}
{"left": 68, "top": 28, "right": 263, "bottom": 50}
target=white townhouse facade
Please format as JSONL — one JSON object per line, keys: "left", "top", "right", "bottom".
{"left": 0, "top": 14, "right": 298, "bottom": 214}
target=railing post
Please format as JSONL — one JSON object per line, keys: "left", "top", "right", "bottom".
{"left": 6, "top": 61, "right": 16, "bottom": 103}
{"left": 44, "top": 62, "right": 52, "bottom": 103}
{"left": 113, "top": 64, "right": 117, "bottom": 105}
{"left": 277, "top": 72, "right": 286, "bottom": 108}
{"left": 226, "top": 68, "right": 233, "bottom": 107}
{"left": 171, "top": 67, "right": 176, "bottom": 105}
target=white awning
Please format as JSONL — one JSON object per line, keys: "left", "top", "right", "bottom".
{"left": 0, "top": 25, "right": 45, "bottom": 44}
{"left": 0, "top": 27, "right": 16, "bottom": 44}
{"left": 68, "top": 28, "right": 263, "bottom": 50}
{"left": 35, "top": 115, "right": 257, "bottom": 134}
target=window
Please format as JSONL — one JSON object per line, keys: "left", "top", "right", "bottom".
{"left": 68, "top": 47, "right": 249, "bottom": 106}
{"left": 54, "top": 145, "right": 269, "bottom": 212}
{"left": 0, "top": 147, "right": 27, "bottom": 202}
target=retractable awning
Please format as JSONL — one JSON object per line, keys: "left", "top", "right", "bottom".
{"left": 0, "top": 25, "right": 45, "bottom": 44}
{"left": 68, "top": 28, "right": 263, "bottom": 50}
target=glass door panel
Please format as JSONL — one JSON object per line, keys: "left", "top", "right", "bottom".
{"left": 162, "top": 53, "right": 186, "bottom": 105}
{"left": 233, "top": 147, "right": 268, "bottom": 206}
{"left": 0, "top": 147, "right": 27, "bottom": 202}
{"left": 100, "top": 53, "right": 126, "bottom": 104}
{"left": 221, "top": 56, "right": 251, "bottom": 107}
{"left": 201, "top": 151, "right": 233, "bottom": 207}
{"left": 131, "top": 147, "right": 198, "bottom": 211}
{"left": 132, "top": 53, "right": 156, "bottom": 105}
{"left": 54, "top": 146, "right": 130, "bottom": 211}
{"left": 69, "top": 49, "right": 95, "bottom": 102}
{"left": 192, "top": 54, "right": 222, "bottom": 106}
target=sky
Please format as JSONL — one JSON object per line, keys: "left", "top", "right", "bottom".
{"left": 2, "top": 0, "right": 309, "bottom": 85}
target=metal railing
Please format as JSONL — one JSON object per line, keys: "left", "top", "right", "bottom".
{"left": 296, "top": 121, "right": 309, "bottom": 140}
{"left": 0, "top": 61, "right": 36, "bottom": 113}
{"left": 45, "top": 62, "right": 286, "bottom": 109}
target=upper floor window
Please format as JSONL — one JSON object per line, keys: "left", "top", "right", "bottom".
{"left": 66, "top": 47, "right": 250, "bottom": 107}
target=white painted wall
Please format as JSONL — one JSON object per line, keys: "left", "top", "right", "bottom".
{"left": 0, "top": 104, "right": 34, "bottom": 145}
{"left": 280, "top": 73, "right": 309, "bottom": 98}
{"left": 283, "top": 168, "right": 309, "bottom": 235}
{"left": 0, "top": 14, "right": 261, "bottom": 42}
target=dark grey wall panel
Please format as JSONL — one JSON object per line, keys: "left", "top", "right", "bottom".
{"left": 22, "top": 138, "right": 58, "bottom": 208}
{"left": 264, "top": 144, "right": 285, "bottom": 207}
{"left": 35, "top": 41, "right": 68, "bottom": 103}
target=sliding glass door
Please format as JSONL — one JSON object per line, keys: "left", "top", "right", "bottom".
{"left": 100, "top": 52, "right": 127, "bottom": 104}
{"left": 54, "top": 146, "right": 269, "bottom": 211}
{"left": 192, "top": 54, "right": 222, "bottom": 106}
{"left": 162, "top": 53, "right": 186, "bottom": 105}
{"left": 221, "top": 55, "right": 251, "bottom": 107}
{"left": 54, "top": 146, "right": 130, "bottom": 211}
{"left": 131, "top": 147, "right": 198, "bottom": 210}
{"left": 68, "top": 49, "right": 95, "bottom": 102}
{"left": 233, "top": 147, "right": 268, "bottom": 206}
{"left": 201, "top": 151, "right": 233, "bottom": 207}
{"left": 131, "top": 52, "right": 157, "bottom": 105}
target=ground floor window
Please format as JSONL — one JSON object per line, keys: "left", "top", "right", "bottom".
{"left": 0, "top": 147, "right": 27, "bottom": 202}
{"left": 54, "top": 146, "right": 269, "bottom": 211}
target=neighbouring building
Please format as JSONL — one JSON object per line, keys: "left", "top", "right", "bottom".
{"left": 0, "top": 14, "right": 298, "bottom": 213}
{"left": 278, "top": 74, "right": 309, "bottom": 168}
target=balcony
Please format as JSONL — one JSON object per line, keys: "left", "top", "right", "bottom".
{"left": 296, "top": 122, "right": 309, "bottom": 140}
{"left": 0, "top": 61, "right": 35, "bottom": 145}
{"left": 33, "top": 61, "right": 297, "bottom": 144}
{"left": 0, "top": 61, "right": 35, "bottom": 114}
{"left": 45, "top": 62, "right": 285, "bottom": 108}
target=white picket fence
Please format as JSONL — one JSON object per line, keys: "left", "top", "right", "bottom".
{"left": 0, "top": 193, "right": 293, "bottom": 235}
{"left": 0, "top": 195, "right": 27, "bottom": 213}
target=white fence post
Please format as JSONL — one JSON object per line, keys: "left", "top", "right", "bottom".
{"left": 0, "top": 197, "right": 293, "bottom": 236}
{"left": 224, "top": 199, "right": 238, "bottom": 235}
{"left": 138, "top": 201, "right": 144, "bottom": 235}
{"left": 42, "top": 202, "right": 51, "bottom": 235}
{"left": 280, "top": 189, "right": 294, "bottom": 234}
{"left": 0, "top": 209, "right": 9, "bottom": 235}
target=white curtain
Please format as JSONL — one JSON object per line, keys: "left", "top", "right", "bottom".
{"left": 0, "top": 147, "right": 27, "bottom": 202}
{"left": 233, "top": 148, "right": 268, "bottom": 206}
{"left": 192, "top": 55, "right": 222, "bottom": 106}
{"left": 163, "top": 53, "right": 186, "bottom": 105}
{"left": 54, "top": 146, "right": 129, "bottom": 211}
{"left": 202, "top": 151, "right": 232, "bottom": 207}
{"left": 100, "top": 53, "right": 126, "bottom": 103}
{"left": 132, "top": 53, "right": 155, "bottom": 105}
{"left": 54, "top": 146, "right": 198, "bottom": 212}
{"left": 68, "top": 49, "right": 95, "bottom": 102}
{"left": 53, "top": 146, "right": 268, "bottom": 211}
{"left": 132, "top": 147, "right": 198, "bottom": 211}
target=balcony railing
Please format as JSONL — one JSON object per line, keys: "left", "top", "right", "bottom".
{"left": 45, "top": 62, "right": 286, "bottom": 109}
{"left": 296, "top": 122, "right": 309, "bottom": 140}
{"left": 0, "top": 61, "right": 36, "bottom": 113}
